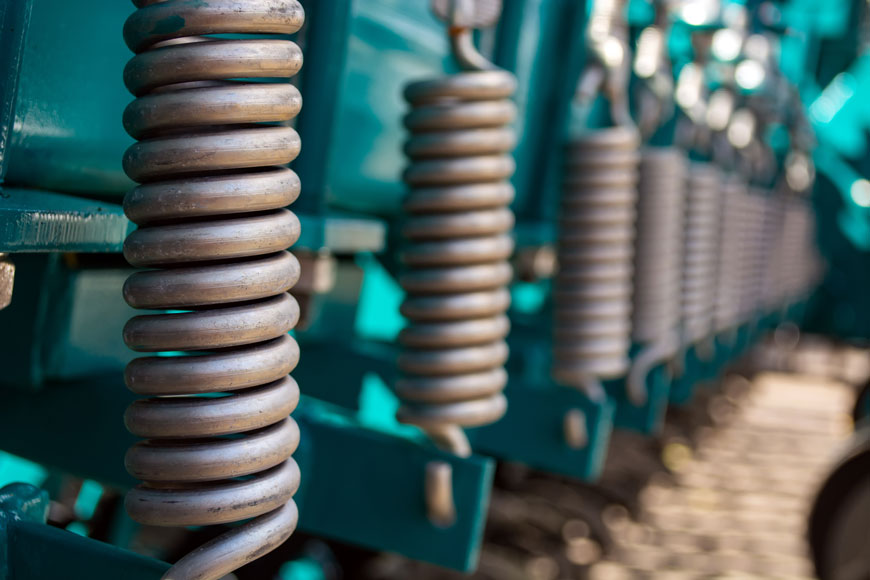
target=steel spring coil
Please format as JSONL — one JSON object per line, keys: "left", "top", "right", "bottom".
{"left": 120, "top": 1, "right": 304, "bottom": 578}
{"left": 626, "top": 148, "right": 685, "bottom": 403}
{"left": 713, "top": 177, "right": 745, "bottom": 333}
{"left": 631, "top": 149, "right": 685, "bottom": 344}
{"left": 553, "top": 127, "right": 639, "bottom": 391}
{"left": 760, "top": 195, "right": 786, "bottom": 311}
{"left": 396, "top": 69, "right": 517, "bottom": 454}
{"left": 680, "top": 164, "right": 720, "bottom": 344}
{"left": 781, "top": 199, "right": 819, "bottom": 301}
{"left": 737, "top": 190, "right": 768, "bottom": 322}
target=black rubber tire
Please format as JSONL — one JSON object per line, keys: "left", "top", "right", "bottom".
{"left": 807, "top": 426, "right": 870, "bottom": 579}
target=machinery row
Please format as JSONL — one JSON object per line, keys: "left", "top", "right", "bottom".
{"left": 1, "top": 0, "right": 865, "bottom": 578}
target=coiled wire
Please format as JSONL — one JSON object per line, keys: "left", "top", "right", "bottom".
{"left": 626, "top": 148, "right": 686, "bottom": 403}
{"left": 396, "top": 69, "right": 517, "bottom": 455}
{"left": 760, "top": 194, "right": 786, "bottom": 312}
{"left": 120, "top": 1, "right": 303, "bottom": 578}
{"left": 714, "top": 177, "right": 745, "bottom": 333}
{"left": 781, "top": 197, "right": 820, "bottom": 301}
{"left": 681, "top": 164, "right": 720, "bottom": 344}
{"left": 553, "top": 127, "right": 639, "bottom": 393}
{"left": 737, "top": 189, "right": 768, "bottom": 322}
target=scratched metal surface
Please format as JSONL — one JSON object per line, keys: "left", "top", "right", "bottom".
{"left": 0, "top": 188, "right": 130, "bottom": 253}
{"left": 0, "top": 187, "right": 386, "bottom": 254}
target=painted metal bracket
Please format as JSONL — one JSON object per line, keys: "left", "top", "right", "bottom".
{"left": 0, "top": 187, "right": 385, "bottom": 254}
{"left": 608, "top": 365, "right": 671, "bottom": 435}
{"left": 0, "top": 482, "right": 169, "bottom": 580}
{"left": 468, "top": 378, "right": 614, "bottom": 481}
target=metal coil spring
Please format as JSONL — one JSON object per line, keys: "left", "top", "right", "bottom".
{"left": 760, "top": 195, "right": 786, "bottom": 311}
{"left": 120, "top": 2, "right": 303, "bottom": 578}
{"left": 396, "top": 69, "right": 517, "bottom": 454}
{"left": 737, "top": 190, "right": 768, "bottom": 322}
{"left": 552, "top": 127, "right": 639, "bottom": 390}
{"left": 631, "top": 148, "right": 685, "bottom": 344}
{"left": 713, "top": 178, "right": 745, "bottom": 333}
{"left": 781, "top": 199, "right": 818, "bottom": 301}
{"left": 681, "top": 164, "right": 720, "bottom": 344}
{"left": 625, "top": 148, "right": 685, "bottom": 403}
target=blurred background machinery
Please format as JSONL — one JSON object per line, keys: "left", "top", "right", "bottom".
{"left": 0, "top": 0, "right": 867, "bottom": 578}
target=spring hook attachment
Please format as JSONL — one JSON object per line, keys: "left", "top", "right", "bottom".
{"left": 120, "top": 2, "right": 304, "bottom": 579}
{"left": 576, "top": 0, "right": 632, "bottom": 125}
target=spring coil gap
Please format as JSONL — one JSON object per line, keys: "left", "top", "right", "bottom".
{"left": 396, "top": 70, "right": 517, "bottom": 455}
{"left": 626, "top": 148, "right": 685, "bottom": 404}
{"left": 680, "top": 164, "right": 720, "bottom": 345}
{"left": 553, "top": 127, "right": 639, "bottom": 394}
{"left": 120, "top": 1, "right": 304, "bottom": 578}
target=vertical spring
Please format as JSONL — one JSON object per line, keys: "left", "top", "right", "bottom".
{"left": 553, "top": 127, "right": 640, "bottom": 393}
{"left": 713, "top": 178, "right": 745, "bottom": 333}
{"left": 120, "top": 1, "right": 304, "bottom": 578}
{"left": 760, "top": 194, "right": 786, "bottom": 311}
{"left": 625, "top": 148, "right": 686, "bottom": 403}
{"left": 781, "top": 198, "right": 819, "bottom": 301}
{"left": 680, "top": 164, "right": 720, "bottom": 344}
{"left": 396, "top": 69, "right": 517, "bottom": 454}
{"left": 736, "top": 190, "right": 767, "bottom": 322}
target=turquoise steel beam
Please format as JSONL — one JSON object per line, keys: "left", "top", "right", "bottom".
{"left": 0, "top": 379, "right": 492, "bottom": 572}
{"left": 0, "top": 188, "right": 385, "bottom": 254}
{"left": 0, "top": 483, "right": 327, "bottom": 579}
{"left": 292, "top": 0, "right": 353, "bottom": 217}
{"left": 0, "top": 482, "right": 168, "bottom": 580}
{"left": 1, "top": 482, "right": 167, "bottom": 580}
{"left": 0, "top": 189, "right": 131, "bottom": 253}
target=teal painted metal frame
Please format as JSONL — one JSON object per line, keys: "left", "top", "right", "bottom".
{"left": 0, "top": 379, "right": 492, "bottom": 572}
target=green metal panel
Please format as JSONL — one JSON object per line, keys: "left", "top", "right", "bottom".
{"left": 0, "top": 483, "right": 326, "bottom": 579}
{"left": 469, "top": 380, "right": 615, "bottom": 481}
{"left": 493, "top": 0, "right": 589, "bottom": 227}
{"left": 1, "top": 0, "right": 449, "bottom": 219}
{"left": 323, "top": 0, "right": 455, "bottom": 215}
{"left": 7, "top": 521, "right": 169, "bottom": 580}
{"left": 293, "top": 0, "right": 354, "bottom": 217}
{"left": 4, "top": 0, "right": 133, "bottom": 195}
{"left": 296, "top": 399, "right": 493, "bottom": 571}
{"left": 0, "top": 0, "right": 32, "bottom": 180}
